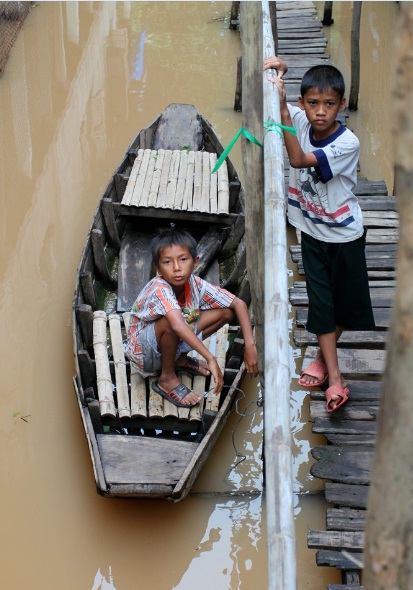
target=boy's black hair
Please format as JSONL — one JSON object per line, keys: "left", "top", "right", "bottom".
{"left": 301, "top": 64, "right": 345, "bottom": 99}
{"left": 151, "top": 227, "right": 197, "bottom": 267}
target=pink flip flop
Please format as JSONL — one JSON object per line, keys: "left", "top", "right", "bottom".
{"left": 326, "top": 385, "right": 349, "bottom": 413}
{"left": 298, "top": 360, "right": 328, "bottom": 388}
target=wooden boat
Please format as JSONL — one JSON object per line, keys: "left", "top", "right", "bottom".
{"left": 72, "top": 104, "right": 249, "bottom": 501}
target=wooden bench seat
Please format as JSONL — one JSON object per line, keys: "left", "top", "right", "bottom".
{"left": 92, "top": 310, "right": 228, "bottom": 433}
{"left": 121, "top": 149, "right": 230, "bottom": 215}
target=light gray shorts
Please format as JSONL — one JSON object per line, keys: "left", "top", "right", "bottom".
{"left": 132, "top": 322, "right": 202, "bottom": 378}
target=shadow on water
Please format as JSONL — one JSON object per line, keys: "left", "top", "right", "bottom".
{"left": 0, "top": 2, "right": 397, "bottom": 589}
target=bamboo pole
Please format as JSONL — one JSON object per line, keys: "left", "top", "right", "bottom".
{"left": 262, "top": 1, "right": 296, "bottom": 588}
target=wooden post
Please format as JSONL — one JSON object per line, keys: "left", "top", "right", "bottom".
{"left": 234, "top": 56, "right": 242, "bottom": 112}
{"left": 240, "top": 1, "right": 264, "bottom": 370}
{"left": 349, "top": 1, "right": 362, "bottom": 111}
{"left": 262, "top": 1, "right": 296, "bottom": 588}
{"left": 322, "top": 1, "right": 334, "bottom": 26}
{"left": 364, "top": 4, "right": 413, "bottom": 587}
{"left": 269, "top": 1, "right": 278, "bottom": 54}
{"left": 229, "top": 1, "right": 240, "bottom": 30}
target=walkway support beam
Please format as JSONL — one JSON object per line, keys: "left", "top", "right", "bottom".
{"left": 262, "top": 1, "right": 296, "bottom": 588}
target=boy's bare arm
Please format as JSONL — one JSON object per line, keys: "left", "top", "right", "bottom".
{"left": 264, "top": 55, "right": 318, "bottom": 169}
{"left": 230, "top": 297, "right": 259, "bottom": 378}
{"left": 165, "top": 309, "right": 223, "bottom": 393}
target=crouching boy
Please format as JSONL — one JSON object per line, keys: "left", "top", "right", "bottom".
{"left": 126, "top": 227, "right": 259, "bottom": 408}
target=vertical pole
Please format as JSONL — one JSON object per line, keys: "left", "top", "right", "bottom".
{"left": 364, "top": 4, "right": 413, "bottom": 587}
{"left": 322, "top": 1, "right": 334, "bottom": 26}
{"left": 269, "top": 1, "right": 278, "bottom": 54}
{"left": 229, "top": 1, "right": 240, "bottom": 30}
{"left": 240, "top": 2, "right": 264, "bottom": 370}
{"left": 349, "top": 1, "right": 362, "bottom": 111}
{"left": 234, "top": 56, "right": 242, "bottom": 112}
{"left": 262, "top": 0, "right": 296, "bottom": 588}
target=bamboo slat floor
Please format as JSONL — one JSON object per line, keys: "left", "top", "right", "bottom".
{"left": 277, "top": 2, "right": 394, "bottom": 588}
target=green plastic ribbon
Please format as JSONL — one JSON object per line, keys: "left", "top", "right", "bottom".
{"left": 264, "top": 121, "right": 297, "bottom": 136}
{"left": 212, "top": 127, "right": 262, "bottom": 174}
{"left": 212, "top": 122, "right": 297, "bottom": 173}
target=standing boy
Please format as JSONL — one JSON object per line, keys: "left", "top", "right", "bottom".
{"left": 126, "top": 228, "right": 258, "bottom": 408}
{"left": 264, "top": 56, "right": 375, "bottom": 413}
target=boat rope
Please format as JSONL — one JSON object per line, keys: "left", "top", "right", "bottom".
{"left": 211, "top": 384, "right": 264, "bottom": 469}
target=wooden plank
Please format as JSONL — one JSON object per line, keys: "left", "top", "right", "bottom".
{"left": 311, "top": 445, "right": 373, "bottom": 485}
{"left": 112, "top": 202, "right": 241, "bottom": 226}
{"left": 296, "top": 307, "right": 392, "bottom": 329}
{"left": 188, "top": 336, "right": 211, "bottom": 421}
{"left": 301, "top": 346, "right": 386, "bottom": 377}
{"left": 177, "top": 372, "right": 194, "bottom": 421}
{"left": 108, "top": 314, "right": 130, "bottom": 419}
{"left": 117, "top": 227, "right": 153, "bottom": 312}
{"left": 165, "top": 150, "right": 181, "bottom": 209}
{"left": 122, "top": 310, "right": 147, "bottom": 419}
{"left": 205, "top": 326, "right": 229, "bottom": 412}
{"left": 148, "top": 149, "right": 165, "bottom": 207}
{"left": 182, "top": 150, "right": 195, "bottom": 210}
{"left": 310, "top": 400, "right": 379, "bottom": 423}
{"left": 93, "top": 311, "right": 116, "bottom": 418}
{"left": 327, "top": 508, "right": 367, "bottom": 532}
{"left": 201, "top": 151, "right": 211, "bottom": 212}
{"left": 192, "top": 151, "right": 203, "bottom": 211}
{"left": 217, "top": 161, "right": 230, "bottom": 214}
{"left": 139, "top": 149, "right": 157, "bottom": 207}
{"left": 316, "top": 550, "right": 364, "bottom": 570}
{"left": 289, "top": 285, "right": 395, "bottom": 308}
{"left": 293, "top": 329, "right": 387, "bottom": 348}
{"left": 130, "top": 149, "right": 152, "bottom": 207}
{"left": 157, "top": 149, "right": 172, "bottom": 207}
{"left": 308, "top": 530, "right": 364, "bottom": 551}
{"left": 175, "top": 150, "right": 188, "bottom": 209}
{"left": 209, "top": 153, "right": 218, "bottom": 214}
{"left": 310, "top": 379, "right": 382, "bottom": 403}
{"left": 130, "top": 362, "right": 147, "bottom": 418}
{"left": 122, "top": 149, "right": 144, "bottom": 205}
{"left": 323, "top": 433, "right": 377, "bottom": 447}
{"left": 312, "top": 417, "right": 378, "bottom": 437}
{"left": 325, "top": 483, "right": 369, "bottom": 509}
{"left": 97, "top": 434, "right": 198, "bottom": 485}
{"left": 148, "top": 376, "right": 164, "bottom": 418}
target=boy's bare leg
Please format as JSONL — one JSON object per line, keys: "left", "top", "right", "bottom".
{"left": 154, "top": 317, "right": 201, "bottom": 405}
{"left": 300, "top": 326, "right": 345, "bottom": 387}
{"left": 176, "top": 307, "right": 234, "bottom": 375}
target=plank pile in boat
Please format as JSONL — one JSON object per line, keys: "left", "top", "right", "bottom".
{"left": 121, "top": 148, "right": 230, "bottom": 214}
{"left": 90, "top": 302, "right": 231, "bottom": 435}
{"left": 277, "top": 2, "right": 396, "bottom": 588}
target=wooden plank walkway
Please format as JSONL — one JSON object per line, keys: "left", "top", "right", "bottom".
{"left": 277, "top": 2, "right": 395, "bottom": 588}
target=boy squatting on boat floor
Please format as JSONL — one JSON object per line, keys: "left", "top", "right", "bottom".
{"left": 263, "top": 55, "right": 375, "bottom": 413}
{"left": 125, "top": 227, "right": 259, "bottom": 408}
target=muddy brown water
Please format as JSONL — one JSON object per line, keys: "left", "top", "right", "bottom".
{"left": 0, "top": 2, "right": 397, "bottom": 588}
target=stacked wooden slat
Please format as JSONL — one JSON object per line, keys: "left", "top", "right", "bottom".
{"left": 92, "top": 312, "right": 230, "bottom": 429}
{"left": 121, "top": 148, "right": 230, "bottom": 215}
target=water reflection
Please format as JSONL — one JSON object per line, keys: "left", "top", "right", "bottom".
{"left": 176, "top": 495, "right": 265, "bottom": 590}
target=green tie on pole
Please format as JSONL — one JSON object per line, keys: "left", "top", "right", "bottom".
{"left": 212, "top": 123, "right": 296, "bottom": 173}
{"left": 212, "top": 127, "right": 262, "bottom": 174}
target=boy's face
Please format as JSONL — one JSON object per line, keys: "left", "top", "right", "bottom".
{"left": 156, "top": 244, "right": 198, "bottom": 291}
{"left": 298, "top": 87, "right": 346, "bottom": 140}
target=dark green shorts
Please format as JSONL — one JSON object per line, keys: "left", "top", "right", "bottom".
{"left": 301, "top": 229, "right": 375, "bottom": 335}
